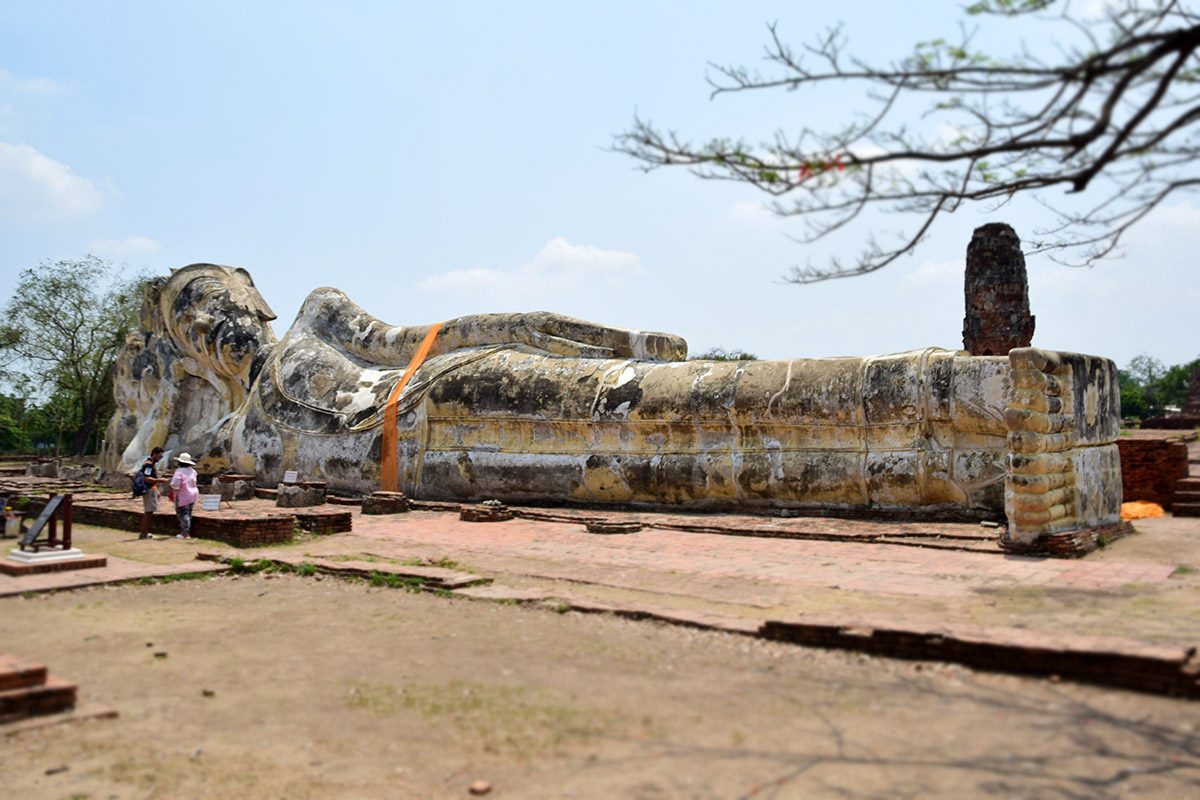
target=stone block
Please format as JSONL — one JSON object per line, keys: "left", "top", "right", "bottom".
{"left": 275, "top": 482, "right": 326, "bottom": 508}
{"left": 25, "top": 461, "right": 57, "bottom": 478}
{"left": 214, "top": 473, "right": 256, "bottom": 501}
{"left": 362, "top": 491, "right": 410, "bottom": 515}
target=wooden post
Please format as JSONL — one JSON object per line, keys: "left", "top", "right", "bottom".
{"left": 62, "top": 494, "right": 73, "bottom": 550}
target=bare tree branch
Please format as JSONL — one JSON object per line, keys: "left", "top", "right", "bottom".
{"left": 613, "top": 0, "right": 1200, "bottom": 282}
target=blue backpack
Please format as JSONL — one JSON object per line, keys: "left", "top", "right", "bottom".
{"left": 132, "top": 465, "right": 151, "bottom": 497}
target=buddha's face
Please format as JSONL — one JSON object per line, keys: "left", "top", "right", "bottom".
{"left": 165, "top": 266, "right": 277, "bottom": 382}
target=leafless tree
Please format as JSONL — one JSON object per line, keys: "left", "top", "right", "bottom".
{"left": 613, "top": 0, "right": 1200, "bottom": 282}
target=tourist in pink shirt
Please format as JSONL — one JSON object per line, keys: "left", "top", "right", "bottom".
{"left": 169, "top": 452, "right": 199, "bottom": 539}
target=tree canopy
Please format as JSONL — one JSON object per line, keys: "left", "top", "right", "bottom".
{"left": 0, "top": 256, "right": 144, "bottom": 455}
{"left": 615, "top": 0, "right": 1200, "bottom": 282}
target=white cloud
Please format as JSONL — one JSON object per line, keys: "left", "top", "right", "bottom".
{"left": 418, "top": 236, "right": 642, "bottom": 293}
{"left": 0, "top": 68, "right": 74, "bottom": 94}
{"left": 1133, "top": 201, "right": 1200, "bottom": 231}
{"left": 728, "top": 200, "right": 778, "bottom": 227}
{"left": 0, "top": 141, "right": 104, "bottom": 221}
{"left": 88, "top": 235, "right": 161, "bottom": 259}
{"left": 903, "top": 258, "right": 959, "bottom": 285}
{"left": 846, "top": 143, "right": 921, "bottom": 180}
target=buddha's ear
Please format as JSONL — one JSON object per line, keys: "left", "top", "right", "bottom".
{"left": 233, "top": 267, "right": 277, "bottom": 322}
{"left": 141, "top": 277, "right": 168, "bottom": 332}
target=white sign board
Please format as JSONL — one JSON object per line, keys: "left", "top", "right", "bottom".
{"left": 283, "top": 470, "right": 299, "bottom": 484}
{"left": 200, "top": 494, "right": 222, "bottom": 512}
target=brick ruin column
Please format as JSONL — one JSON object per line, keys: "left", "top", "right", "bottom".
{"left": 963, "top": 223, "right": 1035, "bottom": 356}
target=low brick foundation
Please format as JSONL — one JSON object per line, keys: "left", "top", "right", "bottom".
{"left": 761, "top": 618, "right": 1200, "bottom": 698}
{"left": 1139, "top": 415, "right": 1200, "bottom": 430}
{"left": 71, "top": 503, "right": 297, "bottom": 547}
{"left": 460, "top": 503, "right": 513, "bottom": 522}
{"left": 1117, "top": 433, "right": 1191, "bottom": 509}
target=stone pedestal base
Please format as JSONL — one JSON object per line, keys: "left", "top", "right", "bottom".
{"left": 0, "top": 548, "right": 107, "bottom": 575}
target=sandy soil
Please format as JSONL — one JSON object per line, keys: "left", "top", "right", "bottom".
{"left": 3, "top": 574, "right": 1199, "bottom": 799}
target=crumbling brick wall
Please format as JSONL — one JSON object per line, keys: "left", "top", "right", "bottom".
{"left": 1117, "top": 437, "right": 1189, "bottom": 509}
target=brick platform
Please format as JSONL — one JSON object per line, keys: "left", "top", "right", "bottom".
{"left": 0, "top": 655, "right": 76, "bottom": 724}
{"left": 66, "top": 501, "right": 296, "bottom": 547}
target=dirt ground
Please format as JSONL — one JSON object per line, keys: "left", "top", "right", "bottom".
{"left": 3, "top": 573, "right": 1200, "bottom": 799}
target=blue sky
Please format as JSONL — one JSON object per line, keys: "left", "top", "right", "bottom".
{"left": 1, "top": 1, "right": 1196, "bottom": 367}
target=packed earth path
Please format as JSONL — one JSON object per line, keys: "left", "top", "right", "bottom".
{"left": 3, "top": 450, "right": 1200, "bottom": 797}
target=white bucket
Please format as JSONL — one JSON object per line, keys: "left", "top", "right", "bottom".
{"left": 5, "top": 513, "right": 23, "bottom": 538}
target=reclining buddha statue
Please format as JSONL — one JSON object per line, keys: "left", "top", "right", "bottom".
{"left": 101, "top": 263, "right": 1125, "bottom": 553}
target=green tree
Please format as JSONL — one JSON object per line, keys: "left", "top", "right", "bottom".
{"left": 1118, "top": 353, "right": 1200, "bottom": 420}
{"left": 1158, "top": 358, "right": 1200, "bottom": 409}
{"left": 0, "top": 395, "right": 27, "bottom": 452}
{"left": 1118, "top": 369, "right": 1150, "bottom": 420}
{"left": 0, "top": 256, "right": 144, "bottom": 455}
{"left": 615, "top": 1, "right": 1200, "bottom": 281}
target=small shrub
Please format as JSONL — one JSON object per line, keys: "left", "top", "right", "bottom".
{"left": 228, "top": 557, "right": 274, "bottom": 574}
{"left": 368, "top": 571, "right": 424, "bottom": 592}
{"left": 690, "top": 347, "right": 758, "bottom": 362}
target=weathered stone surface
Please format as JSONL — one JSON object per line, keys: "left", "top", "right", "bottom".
{"left": 58, "top": 465, "right": 96, "bottom": 483}
{"left": 214, "top": 473, "right": 256, "bottom": 501}
{"left": 275, "top": 482, "right": 326, "bottom": 508}
{"left": 963, "top": 223, "right": 1035, "bottom": 356}
{"left": 25, "top": 461, "right": 58, "bottom": 478}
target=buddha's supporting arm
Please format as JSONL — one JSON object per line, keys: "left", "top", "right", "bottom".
{"left": 296, "top": 288, "right": 688, "bottom": 364}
